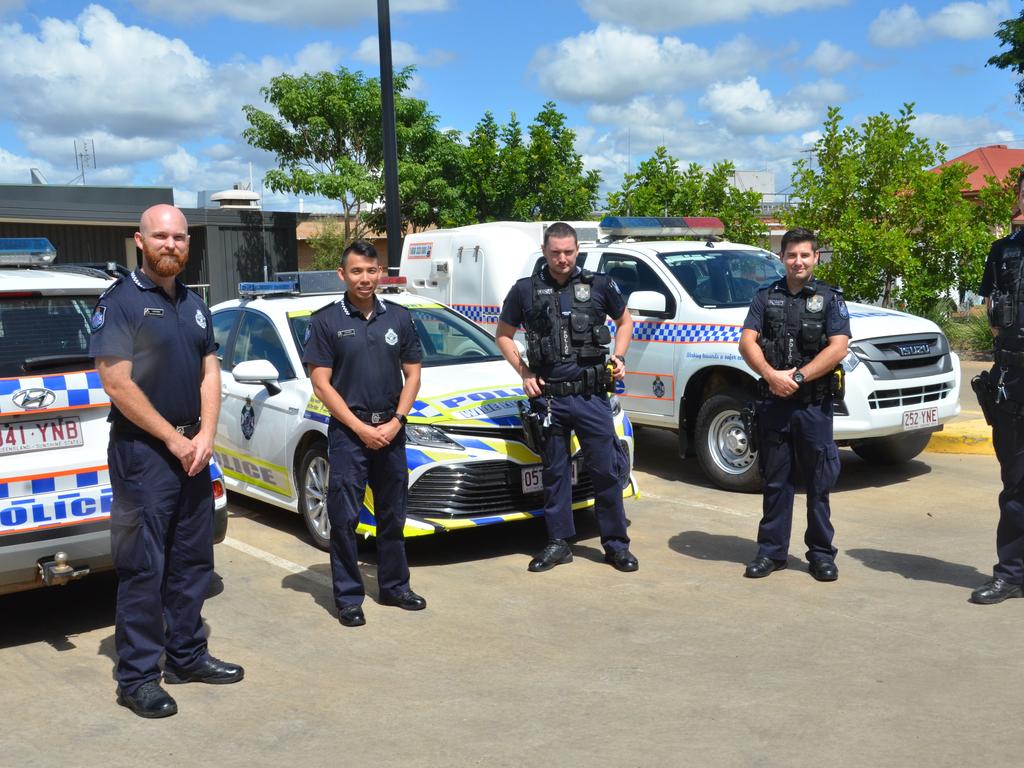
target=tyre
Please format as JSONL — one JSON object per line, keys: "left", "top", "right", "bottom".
{"left": 297, "top": 442, "right": 331, "bottom": 551}
{"left": 694, "top": 388, "right": 762, "bottom": 493}
{"left": 851, "top": 430, "right": 933, "bottom": 464}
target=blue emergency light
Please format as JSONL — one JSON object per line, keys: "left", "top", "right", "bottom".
{"left": 0, "top": 237, "right": 57, "bottom": 265}
{"left": 238, "top": 281, "right": 297, "bottom": 298}
{"left": 598, "top": 216, "right": 725, "bottom": 240}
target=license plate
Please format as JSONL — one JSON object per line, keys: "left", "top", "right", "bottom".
{"left": 521, "top": 460, "right": 579, "bottom": 493}
{"left": 902, "top": 407, "right": 938, "bottom": 431}
{"left": 0, "top": 416, "right": 84, "bottom": 455}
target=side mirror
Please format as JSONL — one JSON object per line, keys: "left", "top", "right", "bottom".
{"left": 232, "top": 359, "right": 281, "bottom": 396}
{"left": 627, "top": 290, "right": 668, "bottom": 318}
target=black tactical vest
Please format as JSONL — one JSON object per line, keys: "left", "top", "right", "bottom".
{"left": 524, "top": 270, "right": 611, "bottom": 367}
{"left": 759, "top": 280, "right": 830, "bottom": 370}
{"left": 990, "top": 236, "right": 1024, "bottom": 349}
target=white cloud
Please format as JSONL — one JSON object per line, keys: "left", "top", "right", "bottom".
{"left": 869, "top": 1, "right": 1009, "bottom": 48}
{"left": 912, "top": 112, "right": 1016, "bottom": 148}
{"left": 20, "top": 130, "right": 178, "bottom": 166}
{"left": 0, "top": 146, "right": 54, "bottom": 184}
{"left": 805, "top": 40, "right": 856, "bottom": 74}
{"left": 159, "top": 146, "right": 200, "bottom": 184}
{"left": 533, "top": 25, "right": 757, "bottom": 103}
{"left": 352, "top": 36, "right": 454, "bottom": 68}
{"left": 129, "top": 0, "right": 449, "bottom": 27}
{"left": 581, "top": 0, "right": 846, "bottom": 30}
{"left": 700, "top": 77, "right": 819, "bottom": 134}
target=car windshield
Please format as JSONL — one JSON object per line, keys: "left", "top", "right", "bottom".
{"left": 658, "top": 249, "right": 784, "bottom": 308}
{"left": 288, "top": 302, "right": 503, "bottom": 368}
{"left": 0, "top": 295, "right": 95, "bottom": 377}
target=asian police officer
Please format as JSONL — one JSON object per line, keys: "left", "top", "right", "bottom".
{"left": 91, "top": 204, "right": 243, "bottom": 719}
{"left": 495, "top": 222, "right": 637, "bottom": 573}
{"left": 303, "top": 240, "right": 425, "bottom": 627}
{"left": 738, "top": 227, "right": 850, "bottom": 582}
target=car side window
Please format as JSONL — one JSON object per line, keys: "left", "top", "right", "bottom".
{"left": 212, "top": 309, "right": 239, "bottom": 370}
{"left": 598, "top": 253, "right": 673, "bottom": 309}
{"left": 230, "top": 311, "right": 295, "bottom": 381}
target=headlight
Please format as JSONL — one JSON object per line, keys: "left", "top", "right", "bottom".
{"left": 609, "top": 394, "right": 622, "bottom": 416}
{"left": 841, "top": 349, "right": 861, "bottom": 373}
{"left": 405, "top": 423, "right": 464, "bottom": 450}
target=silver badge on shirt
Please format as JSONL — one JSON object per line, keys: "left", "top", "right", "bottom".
{"left": 806, "top": 294, "right": 824, "bottom": 313}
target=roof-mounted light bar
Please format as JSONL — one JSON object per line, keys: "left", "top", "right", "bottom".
{"left": 238, "top": 281, "right": 297, "bottom": 298}
{"left": 377, "top": 276, "right": 407, "bottom": 294}
{"left": 0, "top": 237, "right": 57, "bottom": 266}
{"left": 598, "top": 216, "right": 725, "bottom": 240}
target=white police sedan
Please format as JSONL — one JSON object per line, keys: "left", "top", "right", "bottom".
{"left": 210, "top": 276, "right": 638, "bottom": 550}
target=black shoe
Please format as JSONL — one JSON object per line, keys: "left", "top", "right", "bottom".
{"left": 117, "top": 681, "right": 178, "bottom": 718}
{"left": 338, "top": 605, "right": 366, "bottom": 626}
{"left": 528, "top": 539, "right": 573, "bottom": 572}
{"left": 744, "top": 556, "right": 787, "bottom": 579}
{"left": 604, "top": 549, "right": 639, "bottom": 572}
{"left": 970, "top": 578, "right": 1024, "bottom": 605}
{"left": 380, "top": 590, "right": 427, "bottom": 611}
{"left": 164, "top": 656, "right": 244, "bottom": 685}
{"left": 809, "top": 559, "right": 839, "bottom": 582}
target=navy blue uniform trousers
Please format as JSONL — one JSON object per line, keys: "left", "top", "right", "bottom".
{"left": 756, "top": 396, "right": 839, "bottom": 563}
{"left": 990, "top": 395, "right": 1024, "bottom": 584}
{"left": 326, "top": 423, "right": 411, "bottom": 609}
{"left": 108, "top": 434, "right": 213, "bottom": 694}
{"left": 535, "top": 393, "right": 630, "bottom": 552}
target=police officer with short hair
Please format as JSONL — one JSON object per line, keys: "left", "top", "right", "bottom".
{"left": 738, "top": 227, "right": 850, "bottom": 582}
{"left": 971, "top": 171, "right": 1024, "bottom": 605}
{"left": 303, "top": 240, "right": 425, "bottom": 627}
{"left": 495, "top": 222, "right": 637, "bottom": 573}
{"left": 91, "top": 204, "right": 243, "bottom": 719}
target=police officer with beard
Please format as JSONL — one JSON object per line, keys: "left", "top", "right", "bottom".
{"left": 738, "top": 228, "right": 850, "bottom": 582}
{"left": 91, "top": 204, "right": 243, "bottom": 719}
{"left": 971, "top": 170, "right": 1024, "bottom": 605}
{"left": 495, "top": 222, "right": 637, "bottom": 573}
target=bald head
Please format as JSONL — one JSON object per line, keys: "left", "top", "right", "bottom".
{"left": 136, "top": 204, "right": 190, "bottom": 279}
{"left": 140, "top": 204, "right": 188, "bottom": 234}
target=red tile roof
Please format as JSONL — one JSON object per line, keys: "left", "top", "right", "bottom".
{"left": 933, "top": 144, "right": 1024, "bottom": 191}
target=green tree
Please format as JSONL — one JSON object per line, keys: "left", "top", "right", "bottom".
{"left": 605, "top": 146, "right": 767, "bottom": 245}
{"left": 306, "top": 218, "right": 348, "bottom": 271}
{"left": 785, "top": 104, "right": 994, "bottom": 314}
{"left": 988, "top": 8, "right": 1024, "bottom": 107}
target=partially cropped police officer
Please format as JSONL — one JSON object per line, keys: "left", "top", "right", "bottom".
{"left": 495, "top": 221, "right": 637, "bottom": 573}
{"left": 971, "top": 171, "right": 1024, "bottom": 605}
{"left": 738, "top": 227, "right": 850, "bottom": 582}
{"left": 91, "top": 204, "right": 243, "bottom": 719}
{"left": 303, "top": 240, "right": 425, "bottom": 627}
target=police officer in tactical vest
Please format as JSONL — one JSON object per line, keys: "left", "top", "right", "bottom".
{"left": 495, "top": 222, "right": 638, "bottom": 573}
{"left": 971, "top": 170, "right": 1024, "bottom": 605}
{"left": 738, "top": 227, "right": 851, "bottom": 582}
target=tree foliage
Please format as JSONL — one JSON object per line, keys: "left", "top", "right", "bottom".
{"left": 784, "top": 104, "right": 1006, "bottom": 314}
{"left": 306, "top": 218, "right": 349, "bottom": 272}
{"left": 605, "top": 146, "right": 767, "bottom": 245}
{"left": 988, "top": 8, "right": 1024, "bottom": 107}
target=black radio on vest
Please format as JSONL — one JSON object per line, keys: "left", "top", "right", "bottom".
{"left": 991, "top": 242, "right": 1024, "bottom": 335}
{"left": 524, "top": 270, "right": 611, "bottom": 367}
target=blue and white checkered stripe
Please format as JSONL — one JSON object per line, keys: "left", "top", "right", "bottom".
{"left": 409, "top": 399, "right": 445, "bottom": 419}
{"left": 632, "top": 322, "right": 742, "bottom": 343}
{"left": 0, "top": 467, "right": 110, "bottom": 501}
{"left": 0, "top": 370, "right": 109, "bottom": 417}
{"left": 453, "top": 304, "right": 501, "bottom": 324}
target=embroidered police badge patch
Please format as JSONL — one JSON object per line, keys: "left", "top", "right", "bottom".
{"left": 574, "top": 284, "right": 591, "bottom": 302}
{"left": 837, "top": 299, "right": 849, "bottom": 319}
{"left": 385, "top": 328, "right": 398, "bottom": 346}
{"left": 806, "top": 294, "right": 824, "bottom": 313}
{"left": 90, "top": 305, "right": 106, "bottom": 331}
{"left": 195, "top": 309, "right": 207, "bottom": 329}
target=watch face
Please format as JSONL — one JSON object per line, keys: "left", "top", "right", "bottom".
{"left": 794, "top": 373, "right": 805, "bottom": 384}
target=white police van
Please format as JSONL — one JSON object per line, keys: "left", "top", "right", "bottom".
{"left": 401, "top": 218, "right": 961, "bottom": 492}
{"left": 0, "top": 239, "right": 227, "bottom": 595}
{"left": 209, "top": 273, "right": 637, "bottom": 550}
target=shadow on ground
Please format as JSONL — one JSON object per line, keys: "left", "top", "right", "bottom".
{"left": 668, "top": 530, "right": 803, "bottom": 570}
{"left": 845, "top": 548, "right": 987, "bottom": 589}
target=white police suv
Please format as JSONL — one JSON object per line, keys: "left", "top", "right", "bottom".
{"left": 0, "top": 238, "right": 227, "bottom": 595}
{"left": 210, "top": 274, "right": 638, "bottom": 550}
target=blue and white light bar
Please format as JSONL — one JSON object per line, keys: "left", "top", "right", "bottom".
{"left": 238, "top": 281, "right": 297, "bottom": 298}
{"left": 598, "top": 216, "right": 725, "bottom": 239}
{"left": 0, "top": 237, "right": 57, "bottom": 265}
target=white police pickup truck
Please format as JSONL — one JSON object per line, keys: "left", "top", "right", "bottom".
{"left": 401, "top": 217, "right": 961, "bottom": 492}
{"left": 0, "top": 239, "right": 227, "bottom": 595}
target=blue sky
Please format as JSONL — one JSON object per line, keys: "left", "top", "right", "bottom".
{"left": 0, "top": 0, "right": 1019, "bottom": 211}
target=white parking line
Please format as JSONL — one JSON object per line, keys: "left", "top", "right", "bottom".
{"left": 222, "top": 536, "right": 333, "bottom": 588}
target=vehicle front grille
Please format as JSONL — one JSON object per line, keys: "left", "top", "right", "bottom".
{"left": 851, "top": 333, "right": 953, "bottom": 380}
{"left": 408, "top": 459, "right": 596, "bottom": 518}
{"left": 867, "top": 381, "right": 955, "bottom": 409}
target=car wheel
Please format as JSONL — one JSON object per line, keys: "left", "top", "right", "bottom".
{"left": 851, "top": 430, "right": 934, "bottom": 464}
{"left": 298, "top": 442, "right": 331, "bottom": 551}
{"left": 695, "top": 388, "right": 762, "bottom": 493}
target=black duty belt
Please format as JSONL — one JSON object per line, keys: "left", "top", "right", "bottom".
{"left": 995, "top": 348, "right": 1024, "bottom": 368}
{"left": 112, "top": 419, "right": 200, "bottom": 439}
{"left": 351, "top": 407, "right": 396, "bottom": 425}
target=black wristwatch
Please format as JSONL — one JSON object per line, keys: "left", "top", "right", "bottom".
{"left": 793, "top": 371, "right": 806, "bottom": 385}
{"left": 396, "top": 413, "right": 408, "bottom": 425}
{"left": 611, "top": 354, "right": 626, "bottom": 365}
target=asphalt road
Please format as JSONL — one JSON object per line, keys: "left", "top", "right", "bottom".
{"left": 3, "top": 416, "right": 1023, "bottom": 767}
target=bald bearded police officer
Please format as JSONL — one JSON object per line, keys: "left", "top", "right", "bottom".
{"left": 972, "top": 170, "right": 1024, "bottom": 605}
{"left": 739, "top": 227, "right": 850, "bottom": 582}
{"left": 495, "top": 222, "right": 637, "bottom": 573}
{"left": 91, "top": 204, "right": 243, "bottom": 719}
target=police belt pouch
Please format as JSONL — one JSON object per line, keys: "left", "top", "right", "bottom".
{"left": 971, "top": 371, "right": 996, "bottom": 425}
{"left": 517, "top": 399, "right": 546, "bottom": 454}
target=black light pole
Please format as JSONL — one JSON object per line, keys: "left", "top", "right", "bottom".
{"left": 377, "top": 0, "right": 402, "bottom": 275}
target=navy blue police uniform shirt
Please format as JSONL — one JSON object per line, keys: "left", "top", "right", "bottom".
{"left": 742, "top": 278, "right": 851, "bottom": 353}
{"left": 301, "top": 293, "right": 423, "bottom": 415}
{"left": 88, "top": 269, "right": 215, "bottom": 429}
{"left": 499, "top": 265, "right": 627, "bottom": 383}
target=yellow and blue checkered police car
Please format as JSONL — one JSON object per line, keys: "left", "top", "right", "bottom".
{"left": 0, "top": 239, "right": 228, "bottom": 595}
{"left": 210, "top": 274, "right": 638, "bottom": 550}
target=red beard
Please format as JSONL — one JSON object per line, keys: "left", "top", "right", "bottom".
{"left": 146, "top": 250, "right": 188, "bottom": 277}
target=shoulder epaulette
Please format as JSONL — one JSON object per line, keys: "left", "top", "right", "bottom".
{"left": 97, "top": 276, "right": 123, "bottom": 301}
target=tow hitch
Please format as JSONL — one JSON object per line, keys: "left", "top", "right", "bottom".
{"left": 38, "top": 552, "right": 90, "bottom": 586}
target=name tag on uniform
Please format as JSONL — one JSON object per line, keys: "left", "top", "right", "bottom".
{"left": 337, "top": 329, "right": 356, "bottom": 338}
{"left": 768, "top": 298, "right": 785, "bottom": 306}
{"left": 143, "top": 308, "right": 165, "bottom": 317}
